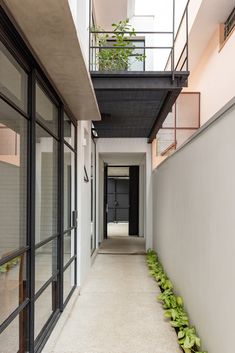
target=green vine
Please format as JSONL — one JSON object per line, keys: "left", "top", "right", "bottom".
{"left": 147, "top": 249, "right": 207, "bottom": 353}
{"left": 91, "top": 18, "right": 145, "bottom": 71}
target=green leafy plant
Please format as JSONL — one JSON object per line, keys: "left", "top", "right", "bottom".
{"left": 146, "top": 249, "right": 208, "bottom": 353}
{"left": 91, "top": 18, "right": 145, "bottom": 71}
{"left": 0, "top": 256, "right": 20, "bottom": 273}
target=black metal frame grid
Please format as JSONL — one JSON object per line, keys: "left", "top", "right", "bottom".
{"left": 0, "top": 6, "right": 77, "bottom": 353}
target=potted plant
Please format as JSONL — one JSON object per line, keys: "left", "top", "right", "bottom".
{"left": 91, "top": 18, "right": 145, "bottom": 71}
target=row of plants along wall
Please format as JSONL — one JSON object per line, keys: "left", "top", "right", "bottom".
{"left": 146, "top": 249, "right": 207, "bottom": 353}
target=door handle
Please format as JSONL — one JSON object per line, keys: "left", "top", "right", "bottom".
{"left": 106, "top": 204, "right": 109, "bottom": 213}
{"left": 72, "top": 210, "right": 78, "bottom": 227}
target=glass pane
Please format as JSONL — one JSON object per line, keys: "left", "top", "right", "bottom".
{"left": 63, "top": 262, "right": 75, "bottom": 302}
{"left": 176, "top": 93, "right": 200, "bottom": 128}
{"left": 64, "top": 145, "right": 75, "bottom": 231}
{"left": 0, "top": 42, "right": 28, "bottom": 112}
{"left": 91, "top": 140, "right": 96, "bottom": 253}
{"left": 156, "top": 128, "right": 175, "bottom": 155}
{"left": 176, "top": 129, "right": 197, "bottom": 147}
{"left": 36, "top": 83, "right": 58, "bottom": 137}
{"left": 162, "top": 105, "right": 175, "bottom": 128}
{"left": 35, "top": 240, "right": 57, "bottom": 293}
{"left": 0, "top": 313, "right": 26, "bottom": 353}
{"left": 35, "top": 124, "right": 58, "bottom": 243}
{"left": 34, "top": 283, "right": 57, "bottom": 338}
{"left": 0, "top": 99, "right": 27, "bottom": 258}
{"left": 64, "top": 230, "right": 75, "bottom": 266}
{"left": 0, "top": 254, "right": 26, "bottom": 324}
{"left": 64, "top": 113, "right": 75, "bottom": 148}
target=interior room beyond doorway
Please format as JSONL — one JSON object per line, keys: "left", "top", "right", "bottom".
{"left": 106, "top": 165, "right": 139, "bottom": 238}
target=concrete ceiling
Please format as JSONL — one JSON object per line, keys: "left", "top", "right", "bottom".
{"left": 92, "top": 72, "right": 188, "bottom": 140}
{"left": 2, "top": 0, "right": 101, "bottom": 121}
{"left": 93, "top": 0, "right": 128, "bottom": 29}
{"left": 189, "top": 0, "right": 235, "bottom": 72}
{"left": 100, "top": 152, "right": 146, "bottom": 165}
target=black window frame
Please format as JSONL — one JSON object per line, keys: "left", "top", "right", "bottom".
{"left": 0, "top": 6, "right": 77, "bottom": 353}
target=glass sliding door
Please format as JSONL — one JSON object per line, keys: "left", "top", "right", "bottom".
{"left": 63, "top": 114, "right": 76, "bottom": 303}
{"left": 0, "top": 41, "right": 29, "bottom": 353}
{"left": 34, "top": 82, "right": 59, "bottom": 341}
{"left": 0, "top": 11, "right": 77, "bottom": 353}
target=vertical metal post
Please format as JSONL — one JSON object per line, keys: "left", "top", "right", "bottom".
{"left": 58, "top": 105, "right": 64, "bottom": 311}
{"left": 27, "top": 68, "right": 36, "bottom": 353}
{"left": 172, "top": 0, "right": 175, "bottom": 81}
{"left": 88, "top": 0, "right": 92, "bottom": 71}
{"left": 186, "top": 4, "right": 189, "bottom": 72}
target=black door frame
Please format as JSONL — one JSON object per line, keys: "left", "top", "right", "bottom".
{"left": 0, "top": 7, "right": 77, "bottom": 353}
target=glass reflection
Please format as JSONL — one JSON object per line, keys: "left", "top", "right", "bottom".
{"left": 35, "top": 124, "right": 58, "bottom": 243}
{"left": 0, "top": 99, "right": 27, "bottom": 258}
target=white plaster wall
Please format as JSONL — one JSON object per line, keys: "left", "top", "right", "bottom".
{"left": 68, "top": 0, "right": 90, "bottom": 66}
{"left": 77, "top": 120, "right": 92, "bottom": 286}
{"left": 185, "top": 28, "right": 235, "bottom": 125}
{"left": 153, "top": 99, "right": 235, "bottom": 353}
{"left": 96, "top": 138, "right": 153, "bottom": 249}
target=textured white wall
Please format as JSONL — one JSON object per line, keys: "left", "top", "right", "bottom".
{"left": 153, "top": 98, "right": 235, "bottom": 353}
{"left": 77, "top": 120, "right": 92, "bottom": 286}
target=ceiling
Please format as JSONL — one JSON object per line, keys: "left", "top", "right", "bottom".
{"left": 92, "top": 71, "right": 189, "bottom": 141}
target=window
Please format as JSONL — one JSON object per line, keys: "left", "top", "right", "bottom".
{"left": 0, "top": 42, "right": 28, "bottom": 112}
{"left": 220, "top": 7, "right": 235, "bottom": 48}
{"left": 224, "top": 7, "right": 235, "bottom": 40}
{"left": 0, "top": 11, "right": 77, "bottom": 352}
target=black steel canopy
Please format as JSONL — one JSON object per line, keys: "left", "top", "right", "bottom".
{"left": 91, "top": 71, "right": 189, "bottom": 142}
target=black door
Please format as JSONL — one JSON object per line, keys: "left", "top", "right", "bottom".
{"left": 103, "top": 164, "right": 108, "bottom": 239}
{"left": 107, "top": 178, "right": 129, "bottom": 223}
{"left": 129, "top": 166, "right": 139, "bottom": 235}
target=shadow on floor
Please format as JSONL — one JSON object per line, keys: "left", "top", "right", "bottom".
{"left": 98, "top": 236, "right": 146, "bottom": 255}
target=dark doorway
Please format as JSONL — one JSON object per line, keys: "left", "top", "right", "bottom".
{"left": 104, "top": 166, "right": 139, "bottom": 238}
{"left": 107, "top": 178, "right": 129, "bottom": 223}
{"left": 129, "top": 166, "right": 139, "bottom": 235}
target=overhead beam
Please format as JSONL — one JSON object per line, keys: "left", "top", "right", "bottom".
{"left": 148, "top": 89, "right": 181, "bottom": 143}
{"left": 91, "top": 71, "right": 189, "bottom": 90}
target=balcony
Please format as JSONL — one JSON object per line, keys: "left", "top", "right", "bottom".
{"left": 90, "top": 0, "right": 190, "bottom": 141}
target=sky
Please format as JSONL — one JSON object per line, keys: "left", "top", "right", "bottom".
{"left": 135, "top": 0, "right": 188, "bottom": 31}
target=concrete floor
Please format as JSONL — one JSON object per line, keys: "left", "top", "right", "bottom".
{"left": 43, "top": 238, "right": 181, "bottom": 353}
{"left": 99, "top": 236, "right": 146, "bottom": 254}
{"left": 107, "top": 222, "right": 129, "bottom": 237}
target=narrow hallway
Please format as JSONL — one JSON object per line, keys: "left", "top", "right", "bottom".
{"left": 43, "top": 239, "right": 181, "bottom": 353}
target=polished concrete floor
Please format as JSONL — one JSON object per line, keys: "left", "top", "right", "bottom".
{"left": 43, "top": 238, "right": 181, "bottom": 353}
{"left": 99, "top": 235, "right": 146, "bottom": 254}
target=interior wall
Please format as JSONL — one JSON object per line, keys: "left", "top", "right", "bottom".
{"left": 184, "top": 27, "right": 235, "bottom": 125}
{"left": 152, "top": 98, "right": 235, "bottom": 353}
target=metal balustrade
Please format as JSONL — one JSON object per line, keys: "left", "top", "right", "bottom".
{"left": 89, "top": 0, "right": 189, "bottom": 82}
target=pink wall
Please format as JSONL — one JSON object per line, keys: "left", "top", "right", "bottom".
{"left": 184, "top": 27, "right": 235, "bottom": 124}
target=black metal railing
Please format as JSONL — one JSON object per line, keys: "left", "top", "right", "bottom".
{"left": 89, "top": 0, "right": 189, "bottom": 79}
